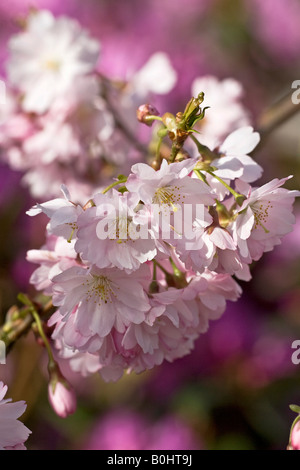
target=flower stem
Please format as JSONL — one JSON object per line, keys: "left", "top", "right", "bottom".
{"left": 169, "top": 141, "right": 183, "bottom": 163}
{"left": 102, "top": 176, "right": 128, "bottom": 194}
{"left": 0, "top": 296, "right": 55, "bottom": 353}
{"left": 206, "top": 170, "right": 246, "bottom": 206}
{"left": 190, "top": 134, "right": 217, "bottom": 160}
{"left": 31, "top": 309, "right": 55, "bottom": 368}
{"left": 153, "top": 259, "right": 170, "bottom": 277}
{"left": 193, "top": 168, "right": 209, "bottom": 184}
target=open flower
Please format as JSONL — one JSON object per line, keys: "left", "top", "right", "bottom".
{"left": 232, "top": 176, "right": 300, "bottom": 262}
{"left": 51, "top": 264, "right": 152, "bottom": 352}
{"left": 26, "top": 234, "right": 78, "bottom": 295}
{"left": 7, "top": 9, "right": 100, "bottom": 114}
{"left": 27, "top": 185, "right": 83, "bottom": 241}
{"left": 212, "top": 126, "right": 262, "bottom": 183}
{"left": 126, "top": 158, "right": 214, "bottom": 246}
{"left": 75, "top": 190, "right": 157, "bottom": 272}
{"left": 0, "top": 382, "right": 31, "bottom": 450}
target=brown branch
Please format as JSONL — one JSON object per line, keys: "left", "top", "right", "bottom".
{"left": 99, "top": 74, "right": 150, "bottom": 156}
{"left": 0, "top": 297, "right": 55, "bottom": 353}
{"left": 257, "top": 90, "right": 300, "bottom": 141}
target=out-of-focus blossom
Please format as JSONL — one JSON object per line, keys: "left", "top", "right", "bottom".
{"left": 0, "top": 381, "right": 31, "bottom": 450}
{"left": 27, "top": 185, "right": 84, "bottom": 241}
{"left": 51, "top": 264, "right": 152, "bottom": 352}
{"left": 83, "top": 410, "right": 199, "bottom": 450}
{"left": 0, "top": 10, "right": 178, "bottom": 199}
{"left": 130, "top": 52, "right": 177, "bottom": 96}
{"left": 6, "top": 9, "right": 100, "bottom": 114}
{"left": 211, "top": 126, "right": 262, "bottom": 183}
{"left": 246, "top": 0, "right": 300, "bottom": 63}
{"left": 47, "top": 264, "right": 241, "bottom": 383}
{"left": 191, "top": 76, "right": 251, "bottom": 149}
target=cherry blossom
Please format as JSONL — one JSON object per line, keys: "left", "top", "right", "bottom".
{"left": 27, "top": 185, "right": 84, "bottom": 241}
{"left": 211, "top": 126, "right": 263, "bottom": 183}
{"left": 75, "top": 190, "right": 157, "bottom": 272}
{"left": 232, "top": 176, "right": 300, "bottom": 262}
{"left": 50, "top": 264, "right": 152, "bottom": 352}
{"left": 26, "top": 234, "right": 78, "bottom": 295}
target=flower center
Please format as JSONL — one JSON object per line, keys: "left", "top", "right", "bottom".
{"left": 44, "top": 59, "right": 61, "bottom": 71}
{"left": 152, "top": 185, "right": 182, "bottom": 212}
{"left": 85, "top": 275, "right": 117, "bottom": 305}
{"left": 108, "top": 215, "right": 133, "bottom": 243}
{"left": 252, "top": 200, "right": 273, "bottom": 233}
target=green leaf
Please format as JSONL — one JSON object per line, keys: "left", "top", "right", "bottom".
{"left": 290, "top": 404, "right": 300, "bottom": 414}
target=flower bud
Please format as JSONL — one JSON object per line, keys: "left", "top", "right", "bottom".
{"left": 48, "top": 365, "right": 77, "bottom": 418}
{"left": 136, "top": 104, "right": 160, "bottom": 126}
{"left": 290, "top": 420, "right": 300, "bottom": 450}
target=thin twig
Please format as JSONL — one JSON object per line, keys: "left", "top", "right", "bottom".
{"left": 99, "top": 75, "right": 150, "bottom": 156}
{"left": 0, "top": 298, "right": 55, "bottom": 353}
{"left": 257, "top": 90, "right": 300, "bottom": 142}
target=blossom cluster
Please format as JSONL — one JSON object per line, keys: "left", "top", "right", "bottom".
{"left": 0, "top": 9, "right": 255, "bottom": 202}
{"left": 26, "top": 125, "right": 300, "bottom": 382}
{"left": 0, "top": 9, "right": 177, "bottom": 199}
{"left": 1, "top": 7, "right": 299, "bottom": 407}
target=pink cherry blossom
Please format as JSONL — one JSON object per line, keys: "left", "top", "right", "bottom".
{"left": 7, "top": 10, "right": 100, "bottom": 114}
{"left": 50, "top": 264, "right": 152, "bottom": 352}
{"left": 75, "top": 189, "right": 157, "bottom": 272}
{"left": 130, "top": 52, "right": 177, "bottom": 96}
{"left": 176, "top": 213, "right": 252, "bottom": 281}
{"left": 126, "top": 158, "right": 213, "bottom": 207}
{"left": 26, "top": 234, "right": 78, "bottom": 295}
{"left": 232, "top": 176, "right": 300, "bottom": 262}
{"left": 27, "top": 185, "right": 84, "bottom": 241}
{"left": 212, "top": 126, "right": 263, "bottom": 183}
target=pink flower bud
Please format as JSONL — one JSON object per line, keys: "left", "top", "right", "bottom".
{"left": 136, "top": 103, "right": 159, "bottom": 126}
{"left": 290, "top": 420, "right": 300, "bottom": 450}
{"left": 48, "top": 380, "right": 77, "bottom": 419}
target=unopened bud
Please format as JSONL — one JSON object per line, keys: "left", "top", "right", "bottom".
{"left": 136, "top": 104, "right": 160, "bottom": 126}
{"left": 290, "top": 420, "right": 300, "bottom": 450}
{"left": 48, "top": 364, "right": 77, "bottom": 418}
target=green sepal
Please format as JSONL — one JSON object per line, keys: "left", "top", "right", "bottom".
{"left": 290, "top": 404, "right": 300, "bottom": 415}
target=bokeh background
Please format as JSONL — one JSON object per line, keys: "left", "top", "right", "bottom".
{"left": 1, "top": 0, "right": 300, "bottom": 450}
